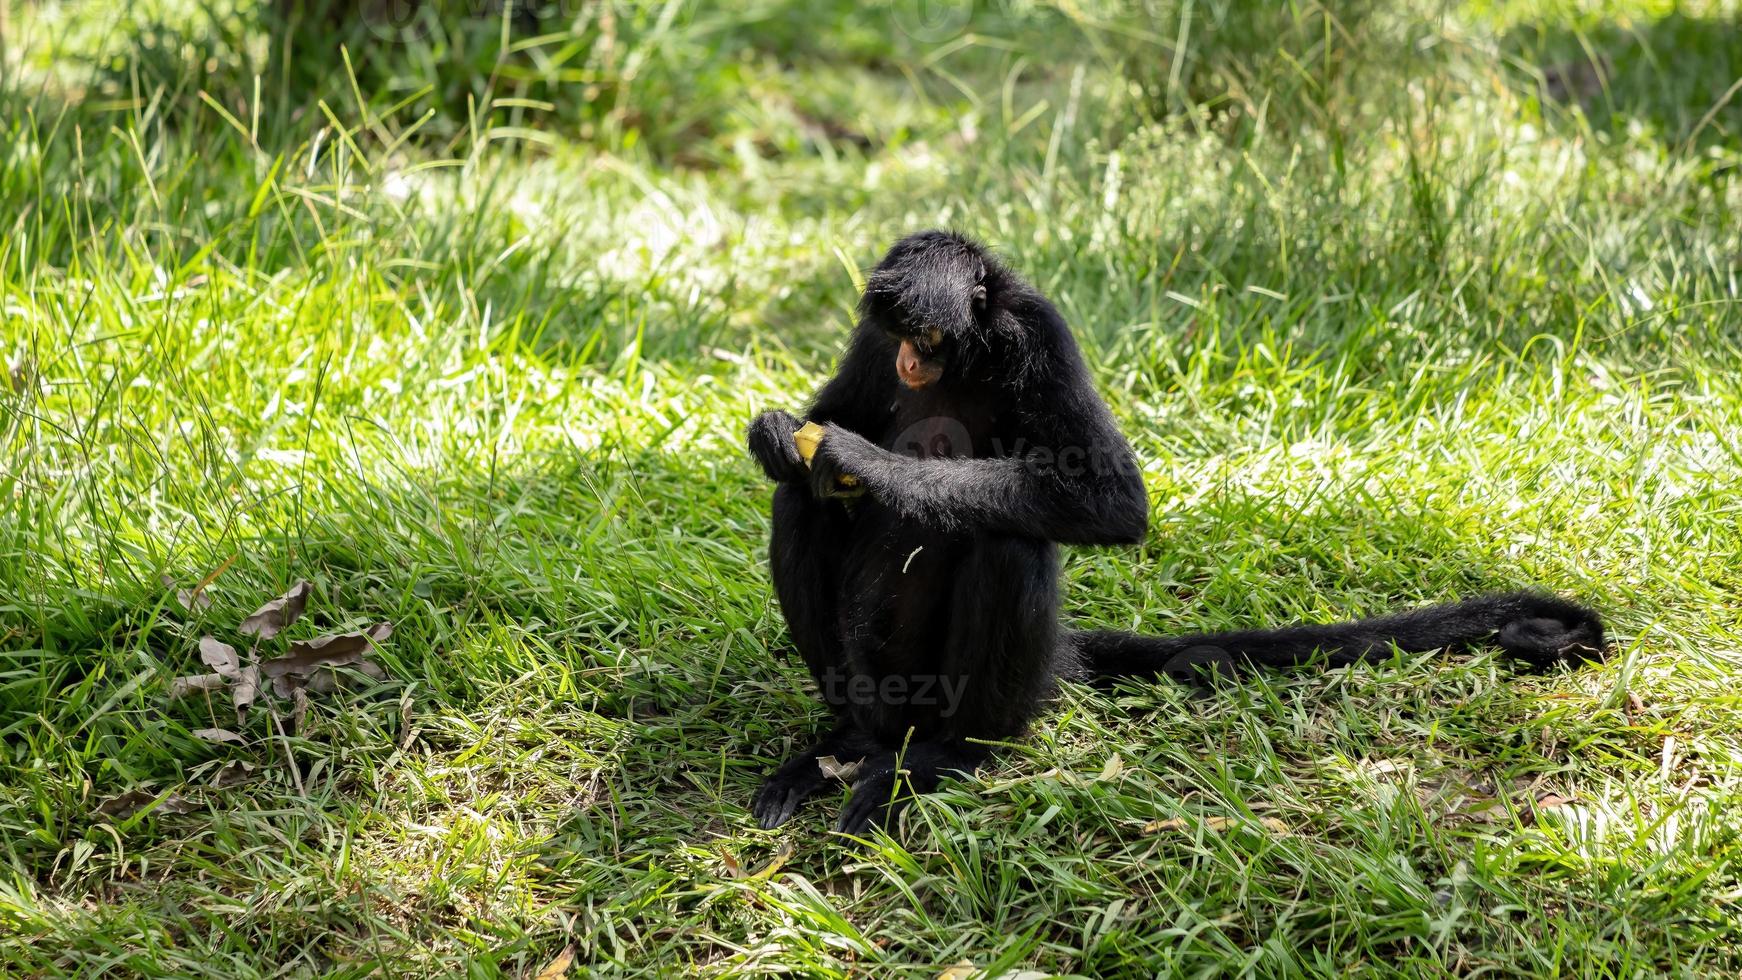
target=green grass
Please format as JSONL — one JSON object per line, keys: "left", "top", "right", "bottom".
{"left": 2, "top": 0, "right": 1741, "bottom": 975}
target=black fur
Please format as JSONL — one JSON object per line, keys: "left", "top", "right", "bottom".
{"left": 746, "top": 230, "right": 1606, "bottom": 836}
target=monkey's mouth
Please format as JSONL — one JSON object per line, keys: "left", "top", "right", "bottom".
{"left": 896, "top": 338, "right": 945, "bottom": 389}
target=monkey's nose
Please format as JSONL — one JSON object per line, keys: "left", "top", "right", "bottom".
{"left": 895, "top": 340, "right": 941, "bottom": 389}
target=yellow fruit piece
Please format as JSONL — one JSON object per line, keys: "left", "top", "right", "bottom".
{"left": 793, "top": 421, "right": 827, "bottom": 463}
{"left": 791, "top": 421, "right": 860, "bottom": 489}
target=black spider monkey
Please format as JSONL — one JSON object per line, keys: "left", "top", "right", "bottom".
{"left": 746, "top": 230, "right": 1605, "bottom": 835}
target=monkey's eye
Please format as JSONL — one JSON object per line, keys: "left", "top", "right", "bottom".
{"left": 971, "top": 284, "right": 988, "bottom": 310}
{"left": 924, "top": 328, "right": 944, "bottom": 347}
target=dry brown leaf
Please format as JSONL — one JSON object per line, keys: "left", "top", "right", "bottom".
{"left": 1517, "top": 793, "right": 1576, "bottom": 827}
{"left": 239, "top": 580, "right": 313, "bottom": 639}
{"left": 264, "top": 633, "right": 371, "bottom": 678}
{"left": 1626, "top": 691, "right": 1647, "bottom": 724}
{"left": 534, "top": 945, "right": 575, "bottom": 980}
{"left": 211, "top": 760, "right": 258, "bottom": 788}
{"left": 816, "top": 755, "right": 862, "bottom": 781}
{"left": 233, "top": 665, "right": 261, "bottom": 717}
{"left": 290, "top": 687, "right": 310, "bottom": 729}
{"left": 198, "top": 636, "right": 240, "bottom": 680}
{"left": 97, "top": 788, "right": 195, "bottom": 819}
{"left": 163, "top": 574, "right": 217, "bottom": 614}
{"left": 719, "top": 849, "right": 744, "bottom": 879}
{"left": 263, "top": 624, "right": 391, "bottom": 679}
{"left": 306, "top": 659, "right": 388, "bottom": 694}
{"left": 169, "top": 673, "right": 228, "bottom": 699}
{"left": 192, "top": 728, "right": 246, "bottom": 745}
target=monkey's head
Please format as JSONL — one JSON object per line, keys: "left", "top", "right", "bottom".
{"left": 859, "top": 230, "right": 1004, "bottom": 390}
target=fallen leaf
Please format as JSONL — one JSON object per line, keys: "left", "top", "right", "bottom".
{"left": 198, "top": 636, "right": 240, "bottom": 680}
{"left": 1626, "top": 691, "right": 1647, "bottom": 724}
{"left": 239, "top": 580, "right": 313, "bottom": 639}
{"left": 192, "top": 728, "right": 246, "bottom": 745}
{"left": 169, "top": 673, "right": 228, "bottom": 699}
{"left": 534, "top": 945, "right": 575, "bottom": 980}
{"left": 720, "top": 848, "right": 744, "bottom": 879}
{"left": 161, "top": 574, "right": 208, "bottom": 613}
{"left": 290, "top": 687, "right": 310, "bottom": 728}
{"left": 1533, "top": 792, "right": 1575, "bottom": 814}
{"left": 233, "top": 665, "right": 261, "bottom": 717}
{"left": 306, "top": 659, "right": 388, "bottom": 694}
{"left": 937, "top": 962, "right": 979, "bottom": 980}
{"left": 816, "top": 755, "right": 862, "bottom": 781}
{"left": 262, "top": 624, "right": 391, "bottom": 679}
{"left": 211, "top": 760, "right": 258, "bottom": 788}
{"left": 96, "top": 789, "right": 196, "bottom": 819}
{"left": 1098, "top": 753, "right": 1124, "bottom": 781}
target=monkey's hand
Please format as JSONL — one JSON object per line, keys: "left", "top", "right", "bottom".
{"left": 748, "top": 410, "right": 808, "bottom": 483}
{"left": 807, "top": 427, "right": 890, "bottom": 500}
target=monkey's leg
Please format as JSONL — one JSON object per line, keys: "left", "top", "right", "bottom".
{"left": 768, "top": 482, "right": 851, "bottom": 692}
{"left": 755, "top": 483, "right": 860, "bottom": 830}
{"left": 835, "top": 536, "right": 1059, "bottom": 836}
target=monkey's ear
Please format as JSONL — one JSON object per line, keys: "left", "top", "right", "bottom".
{"left": 971, "top": 283, "right": 988, "bottom": 310}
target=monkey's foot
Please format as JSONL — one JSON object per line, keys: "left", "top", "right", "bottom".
{"left": 751, "top": 753, "right": 837, "bottom": 830}
{"left": 835, "top": 764, "right": 909, "bottom": 836}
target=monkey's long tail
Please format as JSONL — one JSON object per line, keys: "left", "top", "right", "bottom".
{"left": 1072, "top": 591, "right": 1605, "bottom": 685}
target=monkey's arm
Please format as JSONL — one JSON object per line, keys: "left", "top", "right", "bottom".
{"left": 806, "top": 424, "right": 1148, "bottom": 545}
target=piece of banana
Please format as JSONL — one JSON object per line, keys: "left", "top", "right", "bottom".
{"left": 792, "top": 421, "right": 861, "bottom": 490}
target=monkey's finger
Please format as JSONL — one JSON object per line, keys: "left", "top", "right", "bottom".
{"left": 808, "top": 454, "right": 845, "bottom": 499}
{"left": 752, "top": 782, "right": 797, "bottom": 829}
{"left": 834, "top": 796, "right": 876, "bottom": 836}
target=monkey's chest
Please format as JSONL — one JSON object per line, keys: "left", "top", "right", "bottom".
{"left": 880, "top": 392, "right": 999, "bottom": 460}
